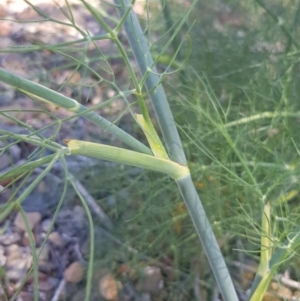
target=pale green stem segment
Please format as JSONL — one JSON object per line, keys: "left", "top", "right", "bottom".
{"left": 224, "top": 111, "right": 300, "bottom": 128}
{"left": 259, "top": 203, "right": 272, "bottom": 275}
{"left": 249, "top": 271, "right": 272, "bottom": 301}
{"left": 81, "top": 0, "right": 154, "bottom": 129}
{"left": 0, "top": 154, "right": 57, "bottom": 182}
{"left": 0, "top": 67, "right": 152, "bottom": 155}
{"left": 274, "top": 189, "right": 298, "bottom": 206}
{"left": 249, "top": 205, "right": 300, "bottom": 300}
{"left": 249, "top": 202, "right": 272, "bottom": 301}
{"left": 65, "top": 140, "right": 189, "bottom": 180}
{"left": 135, "top": 114, "right": 169, "bottom": 159}
{"left": 114, "top": 0, "right": 192, "bottom": 165}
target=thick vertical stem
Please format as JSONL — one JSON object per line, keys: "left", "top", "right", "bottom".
{"left": 114, "top": 0, "right": 187, "bottom": 165}
{"left": 177, "top": 175, "right": 238, "bottom": 301}
{"left": 114, "top": 1, "right": 239, "bottom": 300}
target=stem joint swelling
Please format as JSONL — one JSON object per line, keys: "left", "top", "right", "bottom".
{"left": 64, "top": 139, "right": 189, "bottom": 180}
{"left": 109, "top": 30, "right": 118, "bottom": 40}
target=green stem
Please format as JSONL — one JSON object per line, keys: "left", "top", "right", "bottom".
{"left": 250, "top": 226, "right": 300, "bottom": 300}
{"left": 69, "top": 173, "right": 95, "bottom": 301}
{"left": 65, "top": 139, "right": 189, "bottom": 180}
{"left": 82, "top": 1, "right": 155, "bottom": 133}
{"left": 113, "top": 2, "right": 239, "bottom": 300}
{"left": 0, "top": 154, "right": 57, "bottom": 182}
{"left": 0, "top": 67, "right": 152, "bottom": 155}
{"left": 0, "top": 34, "right": 110, "bottom": 53}
{"left": 0, "top": 152, "right": 62, "bottom": 222}
{"left": 176, "top": 176, "right": 238, "bottom": 301}
{"left": 114, "top": 0, "right": 193, "bottom": 165}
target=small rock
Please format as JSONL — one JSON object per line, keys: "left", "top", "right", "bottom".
{"left": 73, "top": 205, "right": 86, "bottom": 219}
{"left": 21, "top": 232, "right": 32, "bottom": 246}
{"left": 38, "top": 261, "right": 57, "bottom": 274}
{"left": 9, "top": 144, "right": 21, "bottom": 161}
{"left": 71, "top": 288, "right": 86, "bottom": 301}
{"left": 99, "top": 273, "right": 119, "bottom": 300}
{"left": 0, "top": 187, "right": 11, "bottom": 204}
{"left": 0, "top": 232, "right": 21, "bottom": 246}
{"left": 19, "top": 291, "right": 35, "bottom": 301}
{"left": 6, "top": 244, "right": 23, "bottom": 262}
{"left": 37, "top": 244, "right": 49, "bottom": 262}
{"left": 137, "top": 266, "right": 164, "bottom": 294}
{"left": 39, "top": 276, "right": 59, "bottom": 292}
{"left": 14, "top": 211, "right": 42, "bottom": 232}
{"left": 80, "top": 239, "right": 90, "bottom": 259}
{"left": 6, "top": 255, "right": 32, "bottom": 282}
{"left": 41, "top": 219, "right": 52, "bottom": 233}
{"left": 37, "top": 180, "right": 49, "bottom": 193}
{"left": 270, "top": 281, "right": 292, "bottom": 299}
{"left": 56, "top": 207, "right": 88, "bottom": 239}
{"left": 38, "top": 291, "right": 47, "bottom": 301}
{"left": 0, "top": 246, "right": 6, "bottom": 266}
{"left": 48, "top": 231, "right": 65, "bottom": 247}
{"left": 64, "top": 261, "right": 84, "bottom": 283}
{"left": 0, "top": 153, "right": 11, "bottom": 170}
{"left": 26, "top": 271, "right": 48, "bottom": 284}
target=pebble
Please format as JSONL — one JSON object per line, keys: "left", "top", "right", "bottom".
{"left": 37, "top": 244, "right": 49, "bottom": 262}
{"left": 6, "top": 244, "right": 23, "bottom": 262}
{"left": 99, "top": 273, "right": 119, "bottom": 301}
{"left": 0, "top": 153, "right": 11, "bottom": 170}
{"left": 0, "top": 232, "right": 21, "bottom": 246}
{"left": 14, "top": 211, "right": 42, "bottom": 232}
{"left": 136, "top": 266, "right": 164, "bottom": 294}
{"left": 0, "top": 245, "right": 6, "bottom": 265}
{"left": 64, "top": 261, "right": 84, "bottom": 283}
{"left": 6, "top": 255, "right": 32, "bottom": 282}
{"left": 41, "top": 219, "right": 52, "bottom": 233}
{"left": 48, "top": 231, "right": 65, "bottom": 247}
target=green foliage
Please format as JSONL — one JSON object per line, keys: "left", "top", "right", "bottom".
{"left": 1, "top": 0, "right": 300, "bottom": 300}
